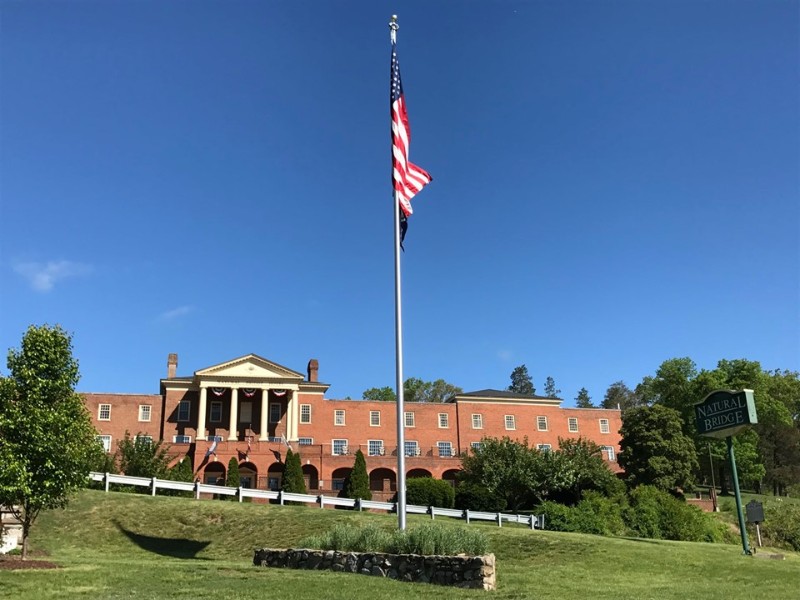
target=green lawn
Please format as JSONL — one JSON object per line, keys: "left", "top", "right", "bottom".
{"left": 1, "top": 489, "right": 798, "bottom": 599}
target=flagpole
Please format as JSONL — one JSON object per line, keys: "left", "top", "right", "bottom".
{"left": 390, "top": 14, "right": 407, "bottom": 531}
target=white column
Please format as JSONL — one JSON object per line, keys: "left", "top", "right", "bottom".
{"left": 228, "top": 387, "right": 239, "bottom": 441}
{"left": 197, "top": 386, "right": 208, "bottom": 441}
{"left": 259, "top": 387, "right": 269, "bottom": 441}
{"left": 287, "top": 391, "right": 300, "bottom": 442}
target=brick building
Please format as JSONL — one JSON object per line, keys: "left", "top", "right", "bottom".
{"left": 84, "top": 354, "right": 622, "bottom": 500}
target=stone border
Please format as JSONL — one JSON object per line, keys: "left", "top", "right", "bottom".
{"left": 253, "top": 548, "right": 496, "bottom": 590}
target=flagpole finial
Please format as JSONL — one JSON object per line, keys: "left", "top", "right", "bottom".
{"left": 389, "top": 15, "right": 399, "bottom": 42}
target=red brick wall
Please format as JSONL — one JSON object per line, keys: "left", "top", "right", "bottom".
{"left": 83, "top": 393, "right": 163, "bottom": 451}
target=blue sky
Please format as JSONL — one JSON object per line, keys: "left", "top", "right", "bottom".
{"left": 1, "top": 1, "right": 797, "bottom": 406}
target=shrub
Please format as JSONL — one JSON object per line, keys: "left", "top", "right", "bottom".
{"left": 455, "top": 482, "right": 507, "bottom": 512}
{"left": 163, "top": 456, "right": 194, "bottom": 498}
{"left": 624, "top": 485, "right": 665, "bottom": 539}
{"left": 400, "top": 477, "right": 455, "bottom": 509}
{"left": 760, "top": 502, "right": 800, "bottom": 551}
{"left": 341, "top": 450, "right": 371, "bottom": 501}
{"left": 282, "top": 449, "right": 306, "bottom": 494}
{"left": 573, "top": 491, "right": 626, "bottom": 536}
{"left": 536, "top": 501, "right": 578, "bottom": 533}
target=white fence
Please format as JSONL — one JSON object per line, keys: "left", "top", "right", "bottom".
{"left": 88, "top": 472, "right": 545, "bottom": 530}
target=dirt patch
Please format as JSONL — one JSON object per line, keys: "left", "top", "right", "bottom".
{"left": 0, "top": 557, "right": 59, "bottom": 570}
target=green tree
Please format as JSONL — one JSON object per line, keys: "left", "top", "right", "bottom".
{"left": 508, "top": 364, "right": 535, "bottom": 395}
{"left": 342, "top": 449, "right": 371, "bottom": 501}
{"left": 618, "top": 404, "right": 699, "bottom": 492}
{"left": 282, "top": 448, "right": 307, "bottom": 494}
{"left": 225, "top": 457, "right": 241, "bottom": 493}
{"left": 601, "top": 380, "right": 637, "bottom": 410}
{"left": 550, "top": 437, "right": 624, "bottom": 505}
{"left": 362, "top": 386, "right": 396, "bottom": 402}
{"left": 575, "top": 387, "right": 594, "bottom": 408}
{"left": 543, "top": 376, "right": 561, "bottom": 399}
{"left": 165, "top": 456, "right": 194, "bottom": 497}
{"left": 0, "top": 325, "right": 99, "bottom": 559}
{"left": 117, "top": 431, "right": 171, "bottom": 480}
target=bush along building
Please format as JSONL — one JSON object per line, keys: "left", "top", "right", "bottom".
{"left": 83, "top": 354, "right": 623, "bottom": 500}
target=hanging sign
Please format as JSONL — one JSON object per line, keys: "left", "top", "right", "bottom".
{"left": 695, "top": 389, "right": 757, "bottom": 439}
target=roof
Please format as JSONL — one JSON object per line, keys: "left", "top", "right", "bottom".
{"left": 449, "top": 389, "right": 563, "bottom": 406}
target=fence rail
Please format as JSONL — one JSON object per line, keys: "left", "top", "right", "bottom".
{"left": 88, "top": 472, "right": 544, "bottom": 530}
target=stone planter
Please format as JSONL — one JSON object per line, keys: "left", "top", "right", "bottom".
{"left": 253, "top": 548, "right": 496, "bottom": 590}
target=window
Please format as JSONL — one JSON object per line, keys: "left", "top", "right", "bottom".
{"left": 269, "top": 403, "right": 281, "bottom": 423}
{"left": 368, "top": 440, "right": 384, "bottom": 456}
{"left": 177, "top": 400, "right": 190, "bottom": 422}
{"left": 603, "top": 446, "right": 616, "bottom": 461}
{"left": 240, "top": 401, "right": 252, "bottom": 423}
{"left": 568, "top": 417, "right": 579, "bottom": 433}
{"left": 210, "top": 401, "right": 222, "bottom": 423}
{"left": 98, "top": 404, "right": 111, "bottom": 421}
{"left": 332, "top": 439, "right": 348, "bottom": 455}
{"left": 437, "top": 442, "right": 453, "bottom": 458}
{"left": 471, "top": 414, "right": 483, "bottom": 429}
{"left": 537, "top": 444, "right": 552, "bottom": 453}
{"left": 135, "top": 435, "right": 153, "bottom": 446}
{"left": 599, "top": 419, "right": 610, "bottom": 434}
{"left": 404, "top": 411, "right": 415, "bottom": 427}
{"left": 537, "top": 416, "right": 548, "bottom": 431}
{"left": 404, "top": 441, "right": 419, "bottom": 457}
{"left": 138, "top": 405, "right": 151, "bottom": 422}
{"left": 332, "top": 478, "right": 346, "bottom": 491}
{"left": 505, "top": 415, "right": 516, "bottom": 430}
{"left": 298, "top": 437, "right": 313, "bottom": 445}
{"left": 300, "top": 404, "right": 311, "bottom": 424}
{"left": 471, "top": 441, "right": 482, "bottom": 451}
{"left": 96, "top": 435, "right": 112, "bottom": 452}
{"left": 438, "top": 413, "right": 449, "bottom": 428}
{"left": 173, "top": 434, "right": 192, "bottom": 444}
{"left": 370, "top": 411, "right": 381, "bottom": 426}
{"left": 334, "top": 410, "right": 346, "bottom": 426}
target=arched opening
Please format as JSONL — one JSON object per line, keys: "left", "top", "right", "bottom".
{"left": 302, "top": 464, "right": 319, "bottom": 491}
{"left": 203, "top": 462, "right": 225, "bottom": 486}
{"left": 238, "top": 462, "right": 258, "bottom": 489}
{"left": 266, "top": 462, "right": 284, "bottom": 491}
{"left": 369, "top": 468, "right": 396, "bottom": 493}
{"left": 407, "top": 468, "right": 432, "bottom": 479}
{"left": 331, "top": 467, "right": 352, "bottom": 493}
{"left": 442, "top": 469, "right": 461, "bottom": 488}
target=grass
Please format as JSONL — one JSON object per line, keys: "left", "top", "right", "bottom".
{"left": 0, "top": 489, "right": 798, "bottom": 599}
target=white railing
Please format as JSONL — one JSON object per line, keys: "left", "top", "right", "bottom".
{"left": 88, "top": 472, "right": 544, "bottom": 530}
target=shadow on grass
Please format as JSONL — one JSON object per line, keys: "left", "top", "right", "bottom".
{"left": 114, "top": 520, "right": 212, "bottom": 559}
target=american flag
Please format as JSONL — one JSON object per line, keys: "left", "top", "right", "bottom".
{"left": 391, "top": 40, "right": 431, "bottom": 222}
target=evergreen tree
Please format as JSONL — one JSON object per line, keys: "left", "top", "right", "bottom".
{"left": 225, "top": 457, "right": 240, "bottom": 496}
{"left": 544, "top": 376, "right": 561, "bottom": 398}
{"left": 508, "top": 364, "right": 535, "bottom": 395}
{"left": 282, "top": 448, "right": 307, "bottom": 494}
{"left": 342, "top": 449, "right": 371, "bottom": 501}
{"left": 575, "top": 387, "right": 594, "bottom": 408}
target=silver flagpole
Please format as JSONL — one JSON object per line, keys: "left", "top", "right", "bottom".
{"left": 390, "top": 14, "right": 407, "bottom": 531}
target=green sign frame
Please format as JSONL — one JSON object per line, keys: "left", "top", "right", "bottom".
{"left": 695, "top": 389, "right": 757, "bottom": 439}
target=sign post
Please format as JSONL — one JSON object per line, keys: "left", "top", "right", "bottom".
{"left": 695, "top": 389, "right": 757, "bottom": 556}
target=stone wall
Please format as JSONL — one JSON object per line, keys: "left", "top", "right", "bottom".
{"left": 253, "top": 548, "right": 496, "bottom": 590}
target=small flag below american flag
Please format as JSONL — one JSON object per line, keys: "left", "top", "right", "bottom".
{"left": 391, "top": 39, "right": 431, "bottom": 243}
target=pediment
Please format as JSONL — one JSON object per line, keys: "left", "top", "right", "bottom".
{"left": 195, "top": 354, "right": 305, "bottom": 381}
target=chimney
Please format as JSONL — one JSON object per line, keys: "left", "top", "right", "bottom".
{"left": 167, "top": 353, "right": 178, "bottom": 379}
{"left": 307, "top": 358, "right": 319, "bottom": 383}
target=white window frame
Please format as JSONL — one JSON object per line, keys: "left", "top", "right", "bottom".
{"left": 437, "top": 441, "right": 453, "bottom": 458}
{"left": 138, "top": 404, "right": 151, "bottom": 422}
{"left": 505, "top": 415, "right": 516, "bottom": 430}
{"left": 98, "top": 404, "right": 111, "bottom": 421}
{"left": 269, "top": 402, "right": 281, "bottom": 424}
{"left": 471, "top": 441, "right": 482, "bottom": 451}
{"left": 438, "top": 413, "right": 449, "bottom": 428}
{"left": 135, "top": 434, "right": 154, "bottom": 446}
{"left": 173, "top": 434, "right": 192, "bottom": 444}
{"left": 334, "top": 410, "right": 346, "bottom": 426}
{"left": 568, "top": 417, "right": 579, "bottom": 433}
{"left": 604, "top": 445, "right": 616, "bottom": 461}
{"left": 209, "top": 435, "right": 224, "bottom": 442}
{"left": 300, "top": 404, "right": 311, "bottom": 424}
{"left": 370, "top": 411, "right": 381, "bottom": 427}
{"left": 537, "top": 416, "right": 548, "bottom": 431}
{"left": 599, "top": 418, "right": 610, "bottom": 434}
{"left": 177, "top": 400, "right": 190, "bottom": 422}
{"left": 404, "top": 440, "right": 419, "bottom": 457}
{"left": 298, "top": 437, "right": 313, "bottom": 445}
{"left": 96, "top": 434, "right": 112, "bottom": 452}
{"left": 332, "top": 439, "right": 348, "bottom": 455}
{"left": 368, "top": 440, "right": 385, "bottom": 456}
{"left": 471, "top": 414, "right": 483, "bottom": 429}
{"left": 404, "top": 411, "right": 415, "bottom": 427}
{"left": 209, "top": 401, "right": 223, "bottom": 423}
{"left": 537, "top": 443, "right": 552, "bottom": 453}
